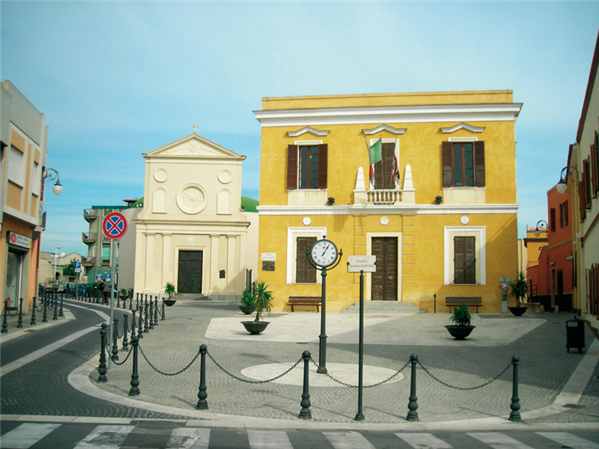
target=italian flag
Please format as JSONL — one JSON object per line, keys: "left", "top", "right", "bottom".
{"left": 368, "top": 138, "right": 382, "bottom": 188}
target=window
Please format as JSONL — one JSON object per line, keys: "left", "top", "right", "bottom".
{"left": 296, "top": 237, "right": 317, "bottom": 283}
{"left": 287, "top": 144, "right": 327, "bottom": 189}
{"left": 31, "top": 161, "right": 41, "bottom": 195}
{"left": 454, "top": 236, "right": 476, "bottom": 284}
{"left": 102, "top": 244, "right": 110, "bottom": 264}
{"left": 8, "top": 146, "right": 25, "bottom": 186}
{"left": 374, "top": 142, "right": 397, "bottom": 189}
{"left": 442, "top": 141, "right": 485, "bottom": 187}
{"left": 560, "top": 200, "right": 569, "bottom": 228}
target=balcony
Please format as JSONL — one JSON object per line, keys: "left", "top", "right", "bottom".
{"left": 82, "top": 232, "right": 97, "bottom": 245}
{"left": 83, "top": 209, "right": 97, "bottom": 222}
{"left": 82, "top": 257, "right": 96, "bottom": 267}
{"left": 352, "top": 165, "right": 415, "bottom": 206}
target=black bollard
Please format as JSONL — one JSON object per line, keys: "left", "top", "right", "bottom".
{"left": 1, "top": 300, "right": 8, "bottom": 333}
{"left": 129, "top": 292, "right": 133, "bottom": 311}
{"left": 196, "top": 344, "right": 208, "bottom": 409}
{"left": 52, "top": 296, "right": 58, "bottom": 320}
{"left": 153, "top": 298, "right": 159, "bottom": 326}
{"left": 299, "top": 350, "right": 312, "bottom": 419}
{"left": 122, "top": 313, "right": 129, "bottom": 352}
{"left": 144, "top": 301, "right": 149, "bottom": 333}
{"left": 131, "top": 310, "right": 137, "bottom": 339}
{"left": 406, "top": 354, "right": 419, "bottom": 422}
{"left": 30, "top": 297, "right": 37, "bottom": 326}
{"left": 112, "top": 319, "right": 119, "bottom": 361}
{"left": 161, "top": 300, "right": 166, "bottom": 321}
{"left": 59, "top": 294, "right": 64, "bottom": 317}
{"left": 136, "top": 292, "right": 139, "bottom": 310}
{"left": 16, "top": 298, "right": 23, "bottom": 328}
{"left": 42, "top": 296, "right": 48, "bottom": 323}
{"left": 148, "top": 300, "right": 154, "bottom": 330}
{"left": 129, "top": 335, "right": 140, "bottom": 396}
{"left": 509, "top": 356, "right": 521, "bottom": 422}
{"left": 98, "top": 323, "right": 108, "bottom": 382}
{"left": 138, "top": 303, "right": 144, "bottom": 338}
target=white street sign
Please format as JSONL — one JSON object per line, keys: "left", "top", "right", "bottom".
{"left": 347, "top": 255, "right": 377, "bottom": 273}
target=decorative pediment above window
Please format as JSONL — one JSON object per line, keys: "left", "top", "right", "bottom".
{"left": 362, "top": 124, "right": 406, "bottom": 135}
{"left": 286, "top": 126, "right": 330, "bottom": 137}
{"left": 440, "top": 122, "right": 485, "bottom": 134}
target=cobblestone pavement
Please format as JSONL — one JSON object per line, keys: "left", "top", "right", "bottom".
{"left": 69, "top": 298, "right": 599, "bottom": 428}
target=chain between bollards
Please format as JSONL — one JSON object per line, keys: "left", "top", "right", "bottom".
{"left": 509, "top": 355, "right": 521, "bottom": 422}
{"left": 197, "top": 344, "right": 208, "bottom": 409}
{"left": 98, "top": 323, "right": 108, "bottom": 382}
{"left": 406, "top": 354, "right": 419, "bottom": 422}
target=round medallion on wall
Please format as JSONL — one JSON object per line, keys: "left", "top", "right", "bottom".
{"left": 460, "top": 215, "right": 470, "bottom": 225}
{"left": 380, "top": 216, "right": 389, "bottom": 226}
{"left": 303, "top": 217, "right": 311, "bottom": 226}
{"left": 218, "top": 169, "right": 233, "bottom": 184}
{"left": 154, "top": 168, "right": 168, "bottom": 183}
{"left": 176, "top": 184, "right": 207, "bottom": 214}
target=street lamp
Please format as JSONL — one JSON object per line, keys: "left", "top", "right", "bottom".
{"left": 534, "top": 220, "right": 548, "bottom": 237}
{"left": 54, "top": 246, "right": 61, "bottom": 280}
{"left": 556, "top": 166, "right": 579, "bottom": 195}
{"left": 43, "top": 168, "right": 63, "bottom": 196}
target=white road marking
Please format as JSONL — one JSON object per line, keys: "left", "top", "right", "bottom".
{"left": 324, "top": 431, "right": 377, "bottom": 449}
{"left": 396, "top": 432, "right": 453, "bottom": 448}
{"left": 247, "top": 430, "right": 293, "bottom": 449}
{"left": 166, "top": 427, "right": 210, "bottom": 449}
{"left": 73, "top": 424, "right": 134, "bottom": 449}
{"left": 537, "top": 432, "right": 599, "bottom": 448}
{"left": 0, "top": 422, "right": 61, "bottom": 448}
{"left": 467, "top": 432, "right": 534, "bottom": 449}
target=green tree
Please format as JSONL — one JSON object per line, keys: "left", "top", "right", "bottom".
{"left": 62, "top": 258, "right": 77, "bottom": 277}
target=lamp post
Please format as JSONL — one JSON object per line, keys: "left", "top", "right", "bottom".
{"left": 534, "top": 220, "right": 548, "bottom": 237}
{"left": 54, "top": 246, "right": 61, "bottom": 281}
{"left": 556, "top": 166, "right": 580, "bottom": 195}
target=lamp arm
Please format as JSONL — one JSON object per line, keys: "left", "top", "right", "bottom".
{"left": 43, "top": 168, "right": 60, "bottom": 183}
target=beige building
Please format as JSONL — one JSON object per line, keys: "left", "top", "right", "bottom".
{"left": 133, "top": 130, "right": 252, "bottom": 300}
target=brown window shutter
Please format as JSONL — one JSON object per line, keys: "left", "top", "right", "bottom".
{"left": 474, "top": 141, "right": 485, "bottom": 187}
{"left": 317, "top": 144, "right": 328, "bottom": 189}
{"left": 442, "top": 141, "right": 452, "bottom": 187}
{"left": 584, "top": 159, "right": 592, "bottom": 209}
{"left": 564, "top": 200, "right": 569, "bottom": 226}
{"left": 579, "top": 180, "right": 586, "bottom": 222}
{"left": 296, "top": 237, "right": 316, "bottom": 283}
{"left": 591, "top": 143, "right": 598, "bottom": 198}
{"left": 550, "top": 208, "right": 556, "bottom": 232}
{"left": 287, "top": 145, "right": 298, "bottom": 190}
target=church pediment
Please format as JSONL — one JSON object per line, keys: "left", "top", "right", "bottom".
{"left": 144, "top": 133, "right": 246, "bottom": 160}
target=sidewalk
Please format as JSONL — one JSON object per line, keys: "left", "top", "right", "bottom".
{"left": 0, "top": 300, "right": 72, "bottom": 343}
{"left": 68, "top": 300, "right": 599, "bottom": 430}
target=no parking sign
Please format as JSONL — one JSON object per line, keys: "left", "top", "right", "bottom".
{"left": 102, "top": 212, "right": 127, "bottom": 239}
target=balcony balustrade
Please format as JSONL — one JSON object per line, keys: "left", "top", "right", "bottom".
{"left": 82, "top": 232, "right": 97, "bottom": 244}
{"left": 82, "top": 257, "right": 96, "bottom": 267}
{"left": 83, "top": 209, "right": 97, "bottom": 222}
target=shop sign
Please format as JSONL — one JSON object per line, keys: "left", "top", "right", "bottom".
{"left": 7, "top": 232, "right": 31, "bottom": 249}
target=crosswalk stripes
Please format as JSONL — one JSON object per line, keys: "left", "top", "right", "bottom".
{"left": 2, "top": 422, "right": 599, "bottom": 449}
{"left": 166, "top": 428, "right": 210, "bottom": 449}
{"left": 0, "top": 423, "right": 60, "bottom": 449}
{"left": 73, "top": 425, "right": 134, "bottom": 449}
{"left": 324, "top": 431, "right": 377, "bottom": 449}
{"left": 396, "top": 432, "right": 453, "bottom": 448}
{"left": 536, "top": 431, "right": 599, "bottom": 449}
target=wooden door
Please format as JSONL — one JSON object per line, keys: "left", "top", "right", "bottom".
{"left": 371, "top": 237, "right": 398, "bottom": 301}
{"left": 178, "top": 250, "right": 203, "bottom": 294}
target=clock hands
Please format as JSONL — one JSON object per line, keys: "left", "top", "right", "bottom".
{"left": 321, "top": 244, "right": 330, "bottom": 257}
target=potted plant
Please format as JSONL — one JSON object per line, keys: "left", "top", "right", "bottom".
{"left": 508, "top": 272, "right": 528, "bottom": 316}
{"left": 119, "top": 288, "right": 128, "bottom": 300}
{"left": 445, "top": 304, "right": 476, "bottom": 339}
{"left": 242, "top": 281, "right": 273, "bottom": 334}
{"left": 239, "top": 289, "right": 256, "bottom": 315}
{"left": 164, "top": 282, "right": 177, "bottom": 306}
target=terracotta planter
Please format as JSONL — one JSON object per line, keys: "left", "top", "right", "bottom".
{"left": 242, "top": 321, "right": 270, "bottom": 334}
{"left": 239, "top": 305, "right": 256, "bottom": 315}
{"left": 445, "top": 325, "right": 475, "bottom": 340}
{"left": 509, "top": 306, "right": 527, "bottom": 316}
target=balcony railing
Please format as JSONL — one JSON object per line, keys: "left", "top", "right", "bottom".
{"left": 83, "top": 209, "right": 97, "bottom": 222}
{"left": 367, "top": 189, "right": 402, "bottom": 205}
{"left": 82, "top": 257, "right": 96, "bottom": 267}
{"left": 82, "top": 232, "right": 97, "bottom": 244}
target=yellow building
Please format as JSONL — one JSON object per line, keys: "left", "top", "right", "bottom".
{"left": 254, "top": 90, "right": 522, "bottom": 313}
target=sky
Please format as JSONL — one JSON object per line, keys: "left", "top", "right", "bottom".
{"left": 2, "top": 1, "right": 599, "bottom": 257}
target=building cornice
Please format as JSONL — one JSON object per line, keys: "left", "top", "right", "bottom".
{"left": 257, "top": 204, "right": 518, "bottom": 216}
{"left": 254, "top": 103, "right": 522, "bottom": 128}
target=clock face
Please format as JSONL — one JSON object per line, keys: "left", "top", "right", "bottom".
{"left": 310, "top": 239, "right": 338, "bottom": 267}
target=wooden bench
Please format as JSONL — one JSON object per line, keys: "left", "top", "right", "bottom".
{"left": 446, "top": 297, "right": 482, "bottom": 313}
{"left": 287, "top": 296, "right": 322, "bottom": 312}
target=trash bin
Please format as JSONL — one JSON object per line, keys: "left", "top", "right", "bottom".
{"left": 566, "top": 315, "right": 585, "bottom": 354}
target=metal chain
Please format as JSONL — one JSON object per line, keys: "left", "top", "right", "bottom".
{"left": 417, "top": 359, "right": 513, "bottom": 391}
{"left": 309, "top": 356, "right": 411, "bottom": 389}
{"left": 111, "top": 345, "right": 133, "bottom": 366}
{"left": 206, "top": 350, "right": 303, "bottom": 384}
{"left": 138, "top": 343, "right": 201, "bottom": 376}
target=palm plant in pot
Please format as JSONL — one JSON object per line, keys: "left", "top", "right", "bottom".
{"left": 164, "top": 282, "right": 177, "bottom": 306}
{"left": 445, "top": 304, "right": 476, "bottom": 340}
{"left": 239, "top": 289, "right": 256, "bottom": 315}
{"left": 508, "top": 272, "right": 528, "bottom": 316}
{"left": 242, "top": 281, "right": 273, "bottom": 334}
